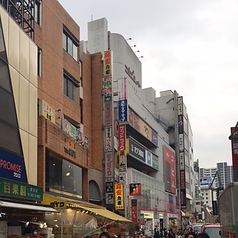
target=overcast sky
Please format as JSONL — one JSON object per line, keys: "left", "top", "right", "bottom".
{"left": 58, "top": 0, "right": 238, "bottom": 168}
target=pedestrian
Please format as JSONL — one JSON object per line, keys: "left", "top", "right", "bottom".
{"left": 154, "top": 231, "right": 162, "bottom": 238}
{"left": 196, "top": 233, "right": 209, "bottom": 238}
{"left": 99, "top": 228, "right": 111, "bottom": 238}
{"left": 29, "top": 229, "right": 43, "bottom": 238}
{"left": 168, "top": 229, "right": 175, "bottom": 238}
{"left": 185, "top": 231, "right": 197, "bottom": 238}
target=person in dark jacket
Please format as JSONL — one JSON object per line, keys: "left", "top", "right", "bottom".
{"left": 154, "top": 231, "right": 162, "bottom": 238}
{"left": 168, "top": 229, "right": 175, "bottom": 238}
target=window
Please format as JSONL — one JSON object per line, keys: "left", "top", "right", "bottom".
{"left": 46, "top": 150, "right": 82, "bottom": 197}
{"left": 63, "top": 71, "right": 79, "bottom": 102}
{"left": 34, "top": 0, "right": 41, "bottom": 25}
{"left": 63, "top": 27, "right": 78, "bottom": 60}
{"left": 37, "top": 47, "right": 42, "bottom": 77}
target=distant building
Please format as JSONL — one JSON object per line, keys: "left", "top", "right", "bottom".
{"left": 217, "top": 162, "right": 233, "bottom": 188}
{"left": 200, "top": 162, "right": 233, "bottom": 189}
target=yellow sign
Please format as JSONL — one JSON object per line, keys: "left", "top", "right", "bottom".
{"left": 39, "top": 100, "right": 55, "bottom": 124}
{"left": 42, "top": 194, "right": 66, "bottom": 209}
{"left": 114, "top": 183, "right": 124, "bottom": 210}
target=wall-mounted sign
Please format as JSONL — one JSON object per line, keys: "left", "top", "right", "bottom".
{"left": 0, "top": 178, "right": 42, "bottom": 201}
{"left": 103, "top": 76, "right": 112, "bottom": 101}
{"left": 105, "top": 126, "right": 113, "bottom": 151}
{"left": 39, "top": 100, "right": 55, "bottom": 124}
{"left": 131, "top": 198, "right": 138, "bottom": 223}
{"left": 128, "top": 109, "right": 158, "bottom": 146}
{"left": 62, "top": 118, "right": 88, "bottom": 148}
{"left": 105, "top": 152, "right": 113, "bottom": 178}
{"left": 119, "top": 154, "right": 127, "bottom": 172}
{"left": 103, "top": 50, "right": 114, "bottom": 206}
{"left": 118, "top": 77, "right": 127, "bottom": 100}
{"left": 103, "top": 51, "right": 112, "bottom": 76}
{"left": 152, "top": 154, "right": 159, "bottom": 171}
{"left": 125, "top": 65, "right": 141, "bottom": 88}
{"left": 118, "top": 100, "right": 128, "bottom": 123}
{"left": 129, "top": 183, "right": 142, "bottom": 196}
{"left": 128, "top": 139, "right": 145, "bottom": 162}
{"left": 0, "top": 148, "right": 27, "bottom": 183}
{"left": 104, "top": 101, "right": 112, "bottom": 126}
{"left": 115, "top": 183, "right": 124, "bottom": 210}
{"left": 164, "top": 146, "right": 176, "bottom": 194}
{"left": 42, "top": 194, "right": 67, "bottom": 209}
{"left": 64, "top": 147, "right": 76, "bottom": 158}
{"left": 118, "top": 125, "right": 126, "bottom": 151}
{"left": 146, "top": 151, "right": 152, "bottom": 166}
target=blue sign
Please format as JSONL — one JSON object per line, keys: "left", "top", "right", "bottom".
{"left": 118, "top": 100, "right": 128, "bottom": 123}
{"left": 0, "top": 148, "right": 27, "bottom": 183}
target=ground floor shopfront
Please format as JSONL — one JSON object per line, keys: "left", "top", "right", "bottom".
{"left": 42, "top": 193, "right": 133, "bottom": 238}
{"left": 0, "top": 176, "right": 58, "bottom": 238}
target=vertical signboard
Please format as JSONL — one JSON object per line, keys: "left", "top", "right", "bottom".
{"left": 103, "top": 50, "right": 114, "bottom": 207}
{"left": 231, "top": 127, "right": 238, "bottom": 182}
{"left": 115, "top": 183, "right": 124, "bottom": 210}
{"left": 164, "top": 146, "right": 176, "bottom": 194}
{"left": 178, "top": 96, "right": 186, "bottom": 209}
{"left": 118, "top": 77, "right": 127, "bottom": 100}
{"left": 131, "top": 198, "right": 138, "bottom": 223}
{"left": 118, "top": 125, "right": 126, "bottom": 151}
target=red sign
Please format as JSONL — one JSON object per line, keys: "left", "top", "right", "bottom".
{"left": 164, "top": 146, "right": 176, "bottom": 194}
{"left": 231, "top": 127, "right": 238, "bottom": 171}
{"left": 103, "top": 51, "right": 111, "bottom": 76}
{"left": 129, "top": 183, "right": 141, "bottom": 196}
{"left": 118, "top": 125, "right": 126, "bottom": 151}
{"left": 105, "top": 152, "right": 113, "bottom": 178}
{"left": 180, "top": 170, "right": 185, "bottom": 188}
{"left": 131, "top": 199, "right": 138, "bottom": 223}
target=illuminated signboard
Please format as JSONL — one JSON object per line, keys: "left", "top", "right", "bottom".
{"left": 0, "top": 178, "right": 42, "bottom": 201}
{"left": 114, "top": 183, "right": 124, "bottom": 210}
{"left": 0, "top": 148, "right": 27, "bottom": 183}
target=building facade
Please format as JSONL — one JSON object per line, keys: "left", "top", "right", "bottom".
{"left": 87, "top": 18, "right": 180, "bottom": 234}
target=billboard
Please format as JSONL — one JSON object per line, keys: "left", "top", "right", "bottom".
{"left": 128, "top": 108, "right": 158, "bottom": 146}
{"left": 115, "top": 183, "right": 124, "bottom": 210}
{"left": 231, "top": 127, "right": 238, "bottom": 181}
{"left": 118, "top": 100, "right": 128, "bottom": 123}
{"left": 177, "top": 96, "right": 186, "bottom": 209}
{"left": 163, "top": 146, "right": 176, "bottom": 194}
{"left": 118, "top": 125, "right": 126, "bottom": 151}
{"left": 118, "top": 77, "right": 127, "bottom": 100}
{"left": 0, "top": 148, "right": 27, "bottom": 183}
{"left": 103, "top": 50, "right": 114, "bottom": 206}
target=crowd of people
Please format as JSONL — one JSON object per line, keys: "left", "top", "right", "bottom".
{"left": 83, "top": 225, "right": 211, "bottom": 238}
{"left": 151, "top": 227, "right": 210, "bottom": 238}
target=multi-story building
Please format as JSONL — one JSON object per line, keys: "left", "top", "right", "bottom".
{"left": 0, "top": 1, "right": 196, "bottom": 236}
{"left": 200, "top": 162, "right": 233, "bottom": 189}
{"left": 0, "top": 1, "right": 130, "bottom": 237}
{"left": 217, "top": 162, "right": 233, "bottom": 188}
{"left": 143, "top": 89, "right": 195, "bottom": 214}
{"left": 87, "top": 18, "right": 180, "bottom": 234}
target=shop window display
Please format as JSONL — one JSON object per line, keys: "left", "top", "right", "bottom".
{"left": 46, "top": 150, "right": 82, "bottom": 198}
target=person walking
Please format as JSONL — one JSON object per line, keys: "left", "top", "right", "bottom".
{"left": 29, "top": 229, "right": 44, "bottom": 238}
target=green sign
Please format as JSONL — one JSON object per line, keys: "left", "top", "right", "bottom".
{"left": 0, "top": 178, "right": 43, "bottom": 201}
{"left": 152, "top": 154, "right": 159, "bottom": 170}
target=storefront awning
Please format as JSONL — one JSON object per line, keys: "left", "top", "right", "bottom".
{"left": 186, "top": 193, "right": 192, "bottom": 200}
{"left": 0, "top": 200, "right": 57, "bottom": 212}
{"left": 77, "top": 205, "right": 132, "bottom": 223}
{"left": 42, "top": 194, "right": 132, "bottom": 222}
